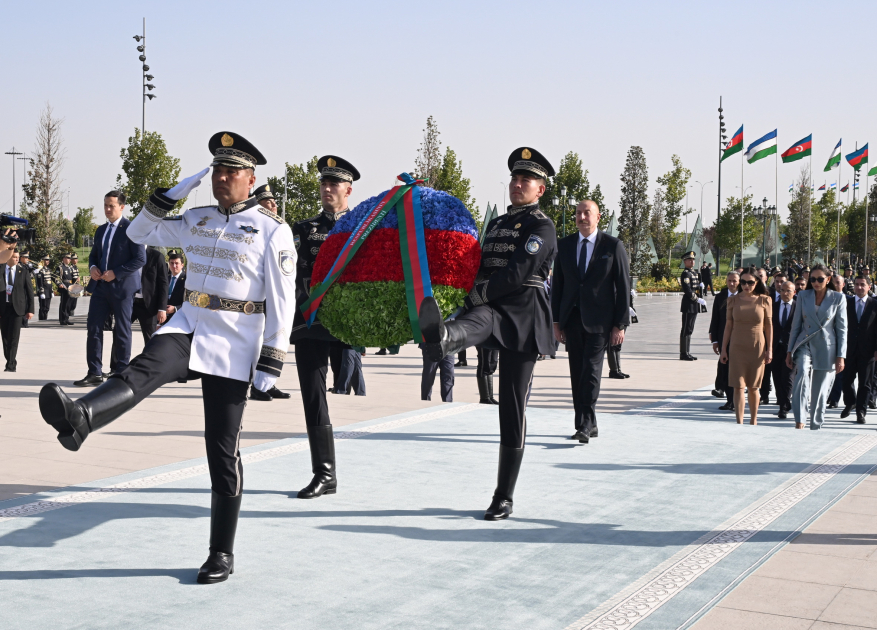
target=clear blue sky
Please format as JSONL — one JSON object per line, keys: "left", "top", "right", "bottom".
{"left": 2, "top": 0, "right": 875, "bottom": 230}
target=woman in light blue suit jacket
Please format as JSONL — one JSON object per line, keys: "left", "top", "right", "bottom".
{"left": 786, "top": 265, "right": 847, "bottom": 430}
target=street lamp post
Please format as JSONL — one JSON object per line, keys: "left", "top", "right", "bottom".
{"left": 717, "top": 98, "right": 727, "bottom": 276}
{"left": 552, "top": 186, "right": 576, "bottom": 238}
{"left": 133, "top": 18, "right": 156, "bottom": 133}
{"left": 4, "top": 147, "right": 23, "bottom": 217}
{"left": 735, "top": 185, "right": 752, "bottom": 268}
{"left": 695, "top": 180, "right": 714, "bottom": 225}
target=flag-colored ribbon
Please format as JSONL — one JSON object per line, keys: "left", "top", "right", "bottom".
{"left": 300, "top": 173, "right": 434, "bottom": 342}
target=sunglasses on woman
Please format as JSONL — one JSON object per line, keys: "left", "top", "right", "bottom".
{"left": 810, "top": 276, "right": 827, "bottom": 283}
{"left": 740, "top": 279, "right": 756, "bottom": 286}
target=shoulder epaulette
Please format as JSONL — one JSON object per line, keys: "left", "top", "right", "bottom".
{"left": 258, "top": 206, "right": 283, "bottom": 224}
{"left": 530, "top": 208, "right": 549, "bottom": 220}
{"left": 187, "top": 205, "right": 215, "bottom": 212}
{"left": 162, "top": 216, "right": 183, "bottom": 221}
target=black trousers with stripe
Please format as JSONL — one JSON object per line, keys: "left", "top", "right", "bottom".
{"left": 113, "top": 333, "right": 249, "bottom": 497}
{"left": 295, "top": 337, "right": 331, "bottom": 426}
{"left": 449, "top": 307, "right": 537, "bottom": 449}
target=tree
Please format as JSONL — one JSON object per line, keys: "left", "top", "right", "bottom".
{"left": 267, "top": 156, "right": 322, "bottom": 231}
{"left": 712, "top": 195, "right": 760, "bottom": 260}
{"left": 21, "top": 103, "right": 67, "bottom": 258}
{"left": 844, "top": 196, "right": 868, "bottom": 260}
{"left": 649, "top": 187, "right": 668, "bottom": 258}
{"left": 433, "top": 147, "right": 481, "bottom": 227}
{"left": 618, "top": 146, "right": 651, "bottom": 276}
{"left": 784, "top": 165, "right": 823, "bottom": 262}
{"left": 115, "top": 128, "right": 182, "bottom": 215}
{"left": 813, "top": 189, "right": 846, "bottom": 260}
{"left": 414, "top": 115, "right": 442, "bottom": 186}
{"left": 539, "top": 151, "right": 608, "bottom": 236}
{"left": 655, "top": 154, "right": 691, "bottom": 256}
{"left": 72, "top": 206, "right": 97, "bottom": 247}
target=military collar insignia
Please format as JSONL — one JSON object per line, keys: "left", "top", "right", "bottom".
{"left": 239, "top": 225, "right": 260, "bottom": 234}
{"left": 196, "top": 216, "right": 211, "bottom": 227}
{"left": 508, "top": 203, "right": 539, "bottom": 216}
{"left": 219, "top": 197, "right": 258, "bottom": 217}
{"left": 322, "top": 208, "right": 349, "bottom": 221}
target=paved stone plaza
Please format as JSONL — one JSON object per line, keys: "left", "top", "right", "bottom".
{"left": 1, "top": 298, "right": 876, "bottom": 629}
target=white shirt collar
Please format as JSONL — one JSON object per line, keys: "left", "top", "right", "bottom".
{"left": 781, "top": 299, "right": 792, "bottom": 305}
{"left": 107, "top": 217, "right": 122, "bottom": 228}
{"left": 858, "top": 296, "right": 868, "bottom": 302}
{"left": 578, "top": 229, "right": 598, "bottom": 246}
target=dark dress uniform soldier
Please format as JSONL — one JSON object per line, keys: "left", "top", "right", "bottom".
{"left": 19, "top": 252, "right": 35, "bottom": 328}
{"left": 289, "top": 155, "right": 361, "bottom": 499}
{"left": 53, "top": 253, "right": 77, "bottom": 326}
{"left": 39, "top": 131, "right": 296, "bottom": 584}
{"left": 36, "top": 255, "right": 53, "bottom": 320}
{"left": 68, "top": 253, "right": 81, "bottom": 319}
{"left": 679, "top": 251, "right": 706, "bottom": 361}
{"left": 421, "top": 147, "right": 558, "bottom": 521}
{"left": 253, "top": 183, "right": 279, "bottom": 215}
{"left": 843, "top": 265, "right": 855, "bottom": 296}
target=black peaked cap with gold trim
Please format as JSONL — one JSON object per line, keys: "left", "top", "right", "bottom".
{"left": 253, "top": 183, "right": 275, "bottom": 201}
{"left": 208, "top": 131, "right": 267, "bottom": 170}
{"left": 682, "top": 251, "right": 696, "bottom": 260}
{"left": 317, "top": 155, "right": 360, "bottom": 183}
{"left": 508, "top": 147, "right": 555, "bottom": 179}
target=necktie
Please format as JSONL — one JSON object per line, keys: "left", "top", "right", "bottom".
{"left": 857, "top": 299, "right": 864, "bottom": 322}
{"left": 578, "top": 239, "right": 588, "bottom": 279}
{"left": 168, "top": 275, "right": 176, "bottom": 298}
{"left": 6, "top": 267, "right": 11, "bottom": 302}
{"left": 781, "top": 303, "right": 788, "bottom": 327}
{"left": 100, "top": 223, "right": 114, "bottom": 272}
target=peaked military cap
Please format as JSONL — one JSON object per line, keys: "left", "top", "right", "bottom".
{"left": 42, "top": 254, "right": 50, "bottom": 261}
{"left": 62, "top": 253, "right": 71, "bottom": 259}
{"left": 508, "top": 147, "right": 556, "bottom": 179}
{"left": 844, "top": 264, "right": 853, "bottom": 270}
{"left": 71, "top": 253, "right": 78, "bottom": 259}
{"left": 863, "top": 265, "right": 871, "bottom": 272}
{"left": 771, "top": 266, "right": 782, "bottom": 275}
{"left": 682, "top": 251, "right": 697, "bottom": 260}
{"left": 19, "top": 251, "right": 29, "bottom": 257}
{"left": 168, "top": 249, "right": 182, "bottom": 260}
{"left": 208, "top": 131, "right": 266, "bottom": 170}
{"left": 803, "top": 266, "right": 811, "bottom": 272}
{"left": 317, "top": 155, "right": 360, "bottom": 183}
{"left": 253, "top": 183, "right": 275, "bottom": 201}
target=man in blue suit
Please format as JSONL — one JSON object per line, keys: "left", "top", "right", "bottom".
{"left": 74, "top": 191, "right": 146, "bottom": 386}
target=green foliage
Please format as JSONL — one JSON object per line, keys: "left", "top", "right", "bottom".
{"left": 712, "top": 195, "right": 760, "bottom": 254}
{"left": 414, "top": 116, "right": 443, "bottom": 186}
{"left": 268, "top": 157, "right": 322, "bottom": 231}
{"left": 115, "top": 128, "right": 183, "bottom": 215}
{"left": 618, "top": 146, "right": 651, "bottom": 276}
{"left": 813, "top": 189, "right": 846, "bottom": 255}
{"left": 319, "top": 281, "right": 467, "bottom": 347}
{"left": 72, "top": 206, "right": 96, "bottom": 247}
{"left": 784, "top": 165, "right": 822, "bottom": 262}
{"left": 433, "top": 147, "right": 480, "bottom": 228}
{"left": 539, "top": 151, "right": 606, "bottom": 237}
{"left": 654, "top": 154, "right": 692, "bottom": 255}
{"left": 844, "top": 197, "right": 869, "bottom": 258}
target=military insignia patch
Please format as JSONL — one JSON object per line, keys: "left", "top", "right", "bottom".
{"left": 293, "top": 234, "right": 301, "bottom": 249}
{"left": 240, "top": 225, "right": 259, "bottom": 234}
{"left": 525, "top": 234, "right": 544, "bottom": 255}
{"left": 279, "top": 250, "right": 295, "bottom": 276}
{"left": 327, "top": 157, "right": 337, "bottom": 167}
{"left": 197, "top": 216, "right": 210, "bottom": 227}
{"left": 684, "top": 278, "right": 690, "bottom": 284}
{"left": 522, "top": 148, "right": 532, "bottom": 159}
{"left": 221, "top": 133, "right": 234, "bottom": 147}
{"left": 515, "top": 223, "right": 522, "bottom": 229}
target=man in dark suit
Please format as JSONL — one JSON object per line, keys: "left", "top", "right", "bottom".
{"left": 75, "top": 190, "right": 146, "bottom": 386}
{"left": 772, "top": 281, "right": 796, "bottom": 418}
{"left": 840, "top": 276, "right": 877, "bottom": 423}
{"left": 165, "top": 250, "right": 186, "bottom": 323}
{"left": 131, "top": 246, "right": 169, "bottom": 343}
{"left": 0, "top": 251, "right": 34, "bottom": 371}
{"left": 551, "top": 200, "right": 630, "bottom": 443}
{"left": 709, "top": 270, "right": 739, "bottom": 410}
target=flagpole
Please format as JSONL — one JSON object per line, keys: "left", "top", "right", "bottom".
{"left": 775, "top": 146, "right": 778, "bottom": 268}
{"left": 741, "top": 143, "right": 744, "bottom": 268}
{"left": 837, "top": 142, "right": 842, "bottom": 265}
{"left": 808, "top": 151, "right": 812, "bottom": 264}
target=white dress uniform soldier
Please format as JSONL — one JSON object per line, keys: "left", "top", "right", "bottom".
{"left": 247, "top": 182, "right": 290, "bottom": 400}
{"left": 289, "top": 155, "right": 360, "bottom": 499}
{"left": 39, "top": 131, "right": 296, "bottom": 584}
{"left": 420, "top": 147, "right": 558, "bottom": 521}
{"left": 679, "top": 251, "right": 706, "bottom": 361}
{"left": 36, "top": 255, "right": 53, "bottom": 320}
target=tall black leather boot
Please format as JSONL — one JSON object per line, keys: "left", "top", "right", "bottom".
{"left": 297, "top": 425, "right": 337, "bottom": 499}
{"left": 614, "top": 350, "right": 630, "bottom": 378}
{"left": 686, "top": 336, "right": 698, "bottom": 360}
{"left": 608, "top": 348, "right": 624, "bottom": 378}
{"left": 420, "top": 297, "right": 468, "bottom": 362}
{"left": 484, "top": 445, "right": 525, "bottom": 521}
{"left": 486, "top": 374, "right": 499, "bottom": 404}
{"left": 39, "top": 377, "right": 136, "bottom": 451}
{"left": 197, "top": 491, "right": 242, "bottom": 584}
{"left": 679, "top": 334, "right": 688, "bottom": 361}
{"left": 477, "top": 374, "right": 491, "bottom": 404}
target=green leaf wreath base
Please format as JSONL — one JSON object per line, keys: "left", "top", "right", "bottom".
{"left": 317, "top": 281, "right": 468, "bottom": 348}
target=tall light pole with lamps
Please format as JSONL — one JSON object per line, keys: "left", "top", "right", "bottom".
{"left": 552, "top": 186, "right": 576, "bottom": 238}
{"left": 133, "top": 18, "right": 156, "bottom": 132}
{"left": 735, "top": 185, "right": 752, "bottom": 268}
{"left": 4, "top": 147, "right": 23, "bottom": 217}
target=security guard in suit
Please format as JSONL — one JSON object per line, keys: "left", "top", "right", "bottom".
{"left": 39, "top": 131, "right": 297, "bottom": 585}
{"left": 53, "top": 253, "right": 77, "bottom": 325}
{"left": 679, "top": 251, "right": 706, "bottom": 361}
{"left": 290, "top": 155, "right": 361, "bottom": 499}
{"left": 421, "top": 147, "right": 558, "bottom": 521}
{"left": 36, "top": 255, "right": 53, "bottom": 320}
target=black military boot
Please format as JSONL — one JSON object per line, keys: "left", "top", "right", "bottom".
{"left": 679, "top": 334, "right": 688, "bottom": 361}
{"left": 485, "top": 375, "right": 499, "bottom": 404}
{"left": 608, "top": 348, "right": 626, "bottom": 378}
{"left": 419, "top": 297, "right": 467, "bottom": 363}
{"left": 197, "top": 492, "right": 241, "bottom": 584}
{"left": 39, "top": 378, "right": 136, "bottom": 451}
{"left": 684, "top": 336, "right": 697, "bottom": 360}
{"left": 484, "top": 445, "right": 525, "bottom": 521}
{"left": 297, "top": 425, "right": 337, "bottom": 499}
{"left": 477, "top": 374, "right": 491, "bottom": 404}
{"left": 613, "top": 350, "right": 630, "bottom": 378}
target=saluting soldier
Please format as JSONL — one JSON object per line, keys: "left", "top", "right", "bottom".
{"left": 39, "top": 131, "right": 296, "bottom": 584}
{"left": 679, "top": 251, "right": 706, "bottom": 361}
{"left": 289, "top": 155, "right": 360, "bottom": 498}
{"left": 36, "top": 255, "right": 53, "bottom": 320}
{"left": 53, "top": 253, "right": 77, "bottom": 326}
{"left": 253, "top": 183, "right": 278, "bottom": 214}
{"left": 420, "top": 147, "right": 558, "bottom": 521}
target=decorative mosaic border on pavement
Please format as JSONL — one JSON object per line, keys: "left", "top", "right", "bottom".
{"left": 0, "top": 403, "right": 481, "bottom": 523}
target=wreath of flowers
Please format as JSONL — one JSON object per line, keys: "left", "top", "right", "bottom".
{"left": 313, "top": 187, "right": 481, "bottom": 347}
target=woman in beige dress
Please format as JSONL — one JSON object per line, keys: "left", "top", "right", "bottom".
{"left": 720, "top": 267, "right": 773, "bottom": 425}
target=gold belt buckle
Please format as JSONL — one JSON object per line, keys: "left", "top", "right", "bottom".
{"left": 243, "top": 301, "right": 256, "bottom": 315}
{"left": 197, "top": 293, "right": 211, "bottom": 309}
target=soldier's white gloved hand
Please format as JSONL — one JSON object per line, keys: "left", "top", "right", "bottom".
{"left": 40, "top": 293, "right": 45, "bottom": 299}
{"left": 253, "top": 371, "right": 276, "bottom": 393}
{"left": 165, "top": 167, "right": 210, "bottom": 201}
{"left": 629, "top": 307, "right": 637, "bottom": 318}
{"left": 699, "top": 282, "right": 705, "bottom": 289}
{"left": 630, "top": 289, "right": 636, "bottom": 298}
{"left": 697, "top": 298, "right": 707, "bottom": 306}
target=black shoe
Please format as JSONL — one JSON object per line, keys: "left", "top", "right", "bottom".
{"left": 486, "top": 375, "right": 499, "bottom": 404}
{"left": 74, "top": 374, "right": 104, "bottom": 387}
{"left": 589, "top": 427, "right": 598, "bottom": 438}
{"left": 40, "top": 378, "right": 136, "bottom": 451}
{"left": 484, "top": 445, "right": 524, "bottom": 521}
{"left": 197, "top": 492, "right": 241, "bottom": 584}
{"left": 680, "top": 354, "right": 695, "bottom": 361}
{"left": 419, "top": 297, "right": 467, "bottom": 362}
{"left": 827, "top": 401, "right": 838, "bottom": 409}
{"left": 4, "top": 367, "right": 14, "bottom": 372}
{"left": 760, "top": 396, "right": 770, "bottom": 405}
{"left": 840, "top": 405, "right": 854, "bottom": 419}
{"left": 869, "top": 401, "right": 876, "bottom": 410}
{"left": 856, "top": 414, "right": 867, "bottom": 424}
{"left": 454, "top": 360, "right": 467, "bottom": 367}
{"left": 718, "top": 402, "right": 734, "bottom": 411}
{"left": 570, "top": 431, "right": 589, "bottom": 443}
{"left": 298, "top": 425, "right": 337, "bottom": 499}
{"left": 608, "top": 371, "right": 626, "bottom": 379}
{"left": 711, "top": 389, "right": 724, "bottom": 398}
{"left": 376, "top": 348, "right": 388, "bottom": 355}
{"left": 249, "top": 386, "right": 272, "bottom": 401}
{"left": 267, "top": 386, "right": 291, "bottom": 399}
{"left": 778, "top": 409, "right": 788, "bottom": 419}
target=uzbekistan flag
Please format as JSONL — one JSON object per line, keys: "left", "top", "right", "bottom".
{"left": 788, "top": 182, "right": 794, "bottom": 193}
{"left": 818, "top": 184, "right": 826, "bottom": 191}
{"left": 855, "top": 181, "right": 860, "bottom": 189}
{"left": 868, "top": 165, "right": 877, "bottom": 177}
{"left": 830, "top": 182, "right": 837, "bottom": 190}
{"left": 782, "top": 135, "right": 812, "bottom": 163}
{"left": 841, "top": 183, "right": 850, "bottom": 192}
{"left": 824, "top": 139, "right": 842, "bottom": 172}
{"left": 745, "top": 129, "right": 777, "bottom": 164}
{"left": 846, "top": 144, "right": 869, "bottom": 171}
{"left": 721, "top": 125, "right": 743, "bottom": 162}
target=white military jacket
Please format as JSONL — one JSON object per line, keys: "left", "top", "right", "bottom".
{"left": 127, "top": 191, "right": 296, "bottom": 382}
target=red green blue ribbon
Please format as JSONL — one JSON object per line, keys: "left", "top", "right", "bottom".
{"left": 301, "top": 173, "right": 434, "bottom": 342}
